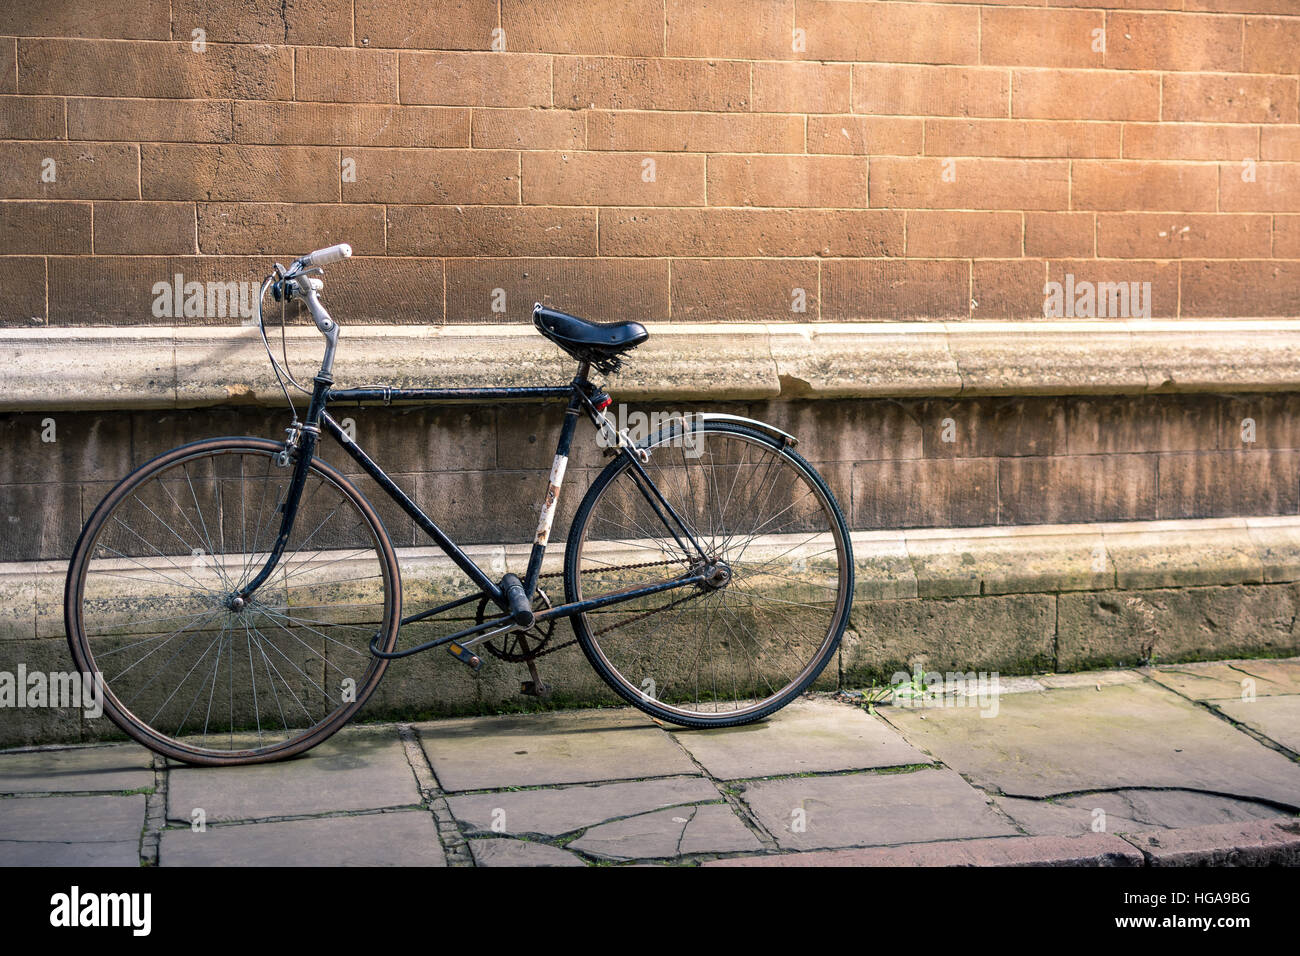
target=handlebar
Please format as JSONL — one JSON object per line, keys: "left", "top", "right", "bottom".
{"left": 259, "top": 241, "right": 354, "bottom": 392}
{"left": 296, "top": 242, "right": 352, "bottom": 270}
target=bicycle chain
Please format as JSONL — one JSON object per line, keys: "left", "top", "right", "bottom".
{"left": 520, "top": 557, "right": 698, "bottom": 657}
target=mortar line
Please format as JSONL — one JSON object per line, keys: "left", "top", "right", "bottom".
{"left": 399, "top": 723, "right": 474, "bottom": 866}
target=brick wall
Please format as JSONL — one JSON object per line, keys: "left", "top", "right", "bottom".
{"left": 2, "top": 1, "right": 1299, "bottom": 326}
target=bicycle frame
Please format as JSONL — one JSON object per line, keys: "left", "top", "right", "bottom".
{"left": 238, "top": 364, "right": 714, "bottom": 663}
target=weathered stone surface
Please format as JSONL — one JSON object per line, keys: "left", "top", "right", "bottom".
{"left": 669, "top": 697, "right": 928, "bottom": 779}
{"left": 0, "top": 566, "right": 36, "bottom": 643}
{"left": 1123, "top": 819, "right": 1300, "bottom": 866}
{"left": 167, "top": 726, "right": 419, "bottom": 823}
{"left": 1137, "top": 322, "right": 1300, "bottom": 394}
{"left": 161, "top": 810, "right": 446, "bottom": 866}
{"left": 1143, "top": 657, "right": 1300, "bottom": 700}
{"left": 10, "top": 321, "right": 1300, "bottom": 412}
{"left": 0, "top": 793, "right": 145, "bottom": 843}
{"left": 568, "top": 803, "right": 762, "bottom": 860}
{"left": 1104, "top": 523, "right": 1262, "bottom": 589}
{"left": 881, "top": 682, "right": 1300, "bottom": 808}
{"left": 1057, "top": 585, "right": 1300, "bottom": 670}
{"left": 851, "top": 532, "right": 918, "bottom": 601}
{"left": 995, "top": 789, "right": 1286, "bottom": 837}
{"left": 738, "top": 767, "right": 1016, "bottom": 851}
{"left": 0, "top": 639, "right": 85, "bottom": 748}
{"left": 1037, "top": 668, "right": 1143, "bottom": 689}
{"left": 0, "top": 328, "right": 176, "bottom": 410}
{"left": 1214, "top": 695, "right": 1300, "bottom": 753}
{"left": 2, "top": 840, "right": 140, "bottom": 866}
{"left": 1246, "top": 517, "right": 1300, "bottom": 583}
{"left": 0, "top": 743, "right": 153, "bottom": 793}
{"left": 905, "top": 525, "right": 1111, "bottom": 598}
{"left": 416, "top": 708, "right": 696, "bottom": 791}
{"left": 704, "top": 832, "right": 1143, "bottom": 867}
{"left": 770, "top": 323, "right": 960, "bottom": 398}
{"left": 446, "top": 776, "right": 719, "bottom": 836}
{"left": 468, "top": 838, "right": 586, "bottom": 867}
{"left": 842, "top": 593, "right": 1055, "bottom": 682}
{"left": 945, "top": 322, "right": 1147, "bottom": 395}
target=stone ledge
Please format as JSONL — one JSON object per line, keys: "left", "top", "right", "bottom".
{"left": 7, "top": 515, "right": 1300, "bottom": 644}
{"left": 4, "top": 319, "right": 1300, "bottom": 411}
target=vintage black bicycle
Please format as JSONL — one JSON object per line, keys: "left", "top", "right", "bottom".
{"left": 64, "top": 244, "right": 854, "bottom": 765}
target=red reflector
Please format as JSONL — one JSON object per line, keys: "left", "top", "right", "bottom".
{"left": 595, "top": 395, "right": 613, "bottom": 411}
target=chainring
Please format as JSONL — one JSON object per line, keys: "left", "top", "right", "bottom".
{"left": 475, "top": 587, "right": 558, "bottom": 662}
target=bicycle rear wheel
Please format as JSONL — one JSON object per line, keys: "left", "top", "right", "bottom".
{"left": 65, "top": 437, "right": 401, "bottom": 765}
{"left": 565, "top": 420, "right": 853, "bottom": 727}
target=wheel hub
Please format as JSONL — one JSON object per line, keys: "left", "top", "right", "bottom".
{"left": 702, "top": 561, "right": 732, "bottom": 590}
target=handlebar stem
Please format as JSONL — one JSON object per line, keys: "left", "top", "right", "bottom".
{"left": 299, "top": 285, "right": 339, "bottom": 377}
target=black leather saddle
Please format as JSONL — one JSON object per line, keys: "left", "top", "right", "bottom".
{"left": 532, "top": 303, "right": 649, "bottom": 374}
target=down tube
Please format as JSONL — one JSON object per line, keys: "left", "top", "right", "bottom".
{"left": 319, "top": 411, "right": 502, "bottom": 602}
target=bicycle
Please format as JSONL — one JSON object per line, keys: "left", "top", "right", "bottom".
{"left": 64, "top": 243, "right": 855, "bottom": 766}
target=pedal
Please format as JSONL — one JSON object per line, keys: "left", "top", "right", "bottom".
{"left": 446, "top": 642, "right": 482, "bottom": 671}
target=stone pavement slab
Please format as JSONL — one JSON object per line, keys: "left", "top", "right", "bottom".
{"left": 995, "top": 789, "right": 1286, "bottom": 837}
{"left": 1123, "top": 819, "right": 1300, "bottom": 866}
{"left": 1213, "top": 694, "right": 1300, "bottom": 753}
{"left": 0, "top": 793, "right": 145, "bottom": 842}
{"left": 416, "top": 708, "right": 696, "bottom": 791}
{"left": 469, "top": 838, "right": 586, "bottom": 867}
{"left": 0, "top": 793, "right": 145, "bottom": 866}
{"left": 0, "top": 744, "right": 153, "bottom": 793}
{"left": 881, "top": 681, "right": 1300, "bottom": 808}
{"left": 167, "top": 726, "right": 420, "bottom": 823}
{"left": 568, "top": 803, "right": 762, "bottom": 860}
{"left": 1142, "top": 657, "right": 1300, "bottom": 700}
{"left": 738, "top": 767, "right": 1016, "bottom": 851}
{"left": 3, "top": 840, "right": 140, "bottom": 866}
{"left": 705, "top": 832, "right": 1144, "bottom": 867}
{"left": 160, "top": 810, "right": 446, "bottom": 866}
{"left": 446, "top": 776, "right": 719, "bottom": 836}
{"left": 1037, "top": 669, "right": 1144, "bottom": 690}
{"left": 669, "top": 697, "right": 929, "bottom": 779}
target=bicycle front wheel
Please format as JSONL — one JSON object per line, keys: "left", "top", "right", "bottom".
{"left": 565, "top": 420, "right": 853, "bottom": 727}
{"left": 65, "top": 438, "right": 401, "bottom": 765}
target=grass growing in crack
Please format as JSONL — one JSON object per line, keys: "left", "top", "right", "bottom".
{"left": 855, "top": 671, "right": 937, "bottom": 714}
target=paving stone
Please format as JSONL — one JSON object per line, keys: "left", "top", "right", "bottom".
{"left": 167, "top": 726, "right": 419, "bottom": 823}
{"left": 2, "top": 840, "right": 141, "bottom": 866}
{"left": 446, "top": 776, "right": 719, "bottom": 836}
{"left": 669, "top": 698, "right": 929, "bottom": 780}
{"left": 469, "top": 838, "right": 586, "bottom": 867}
{"left": 1144, "top": 657, "right": 1300, "bottom": 701}
{"left": 996, "top": 789, "right": 1286, "bottom": 837}
{"left": 1214, "top": 695, "right": 1300, "bottom": 753}
{"left": 160, "top": 810, "right": 446, "bottom": 866}
{"left": 1123, "top": 819, "right": 1300, "bottom": 866}
{"left": 704, "top": 833, "right": 1144, "bottom": 867}
{"left": 738, "top": 767, "right": 1016, "bottom": 851}
{"left": 0, "top": 793, "right": 145, "bottom": 844}
{"left": 1037, "top": 669, "right": 1143, "bottom": 690}
{"left": 568, "top": 803, "right": 762, "bottom": 861}
{"left": 415, "top": 708, "right": 696, "bottom": 791}
{"left": 881, "top": 681, "right": 1300, "bottom": 808}
{"left": 0, "top": 744, "right": 153, "bottom": 793}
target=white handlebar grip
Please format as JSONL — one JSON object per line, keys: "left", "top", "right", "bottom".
{"left": 304, "top": 243, "right": 352, "bottom": 267}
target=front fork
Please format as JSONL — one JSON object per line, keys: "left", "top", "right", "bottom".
{"left": 234, "top": 375, "right": 332, "bottom": 604}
